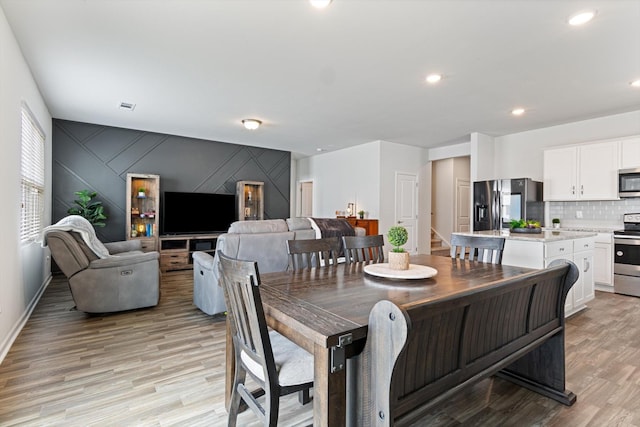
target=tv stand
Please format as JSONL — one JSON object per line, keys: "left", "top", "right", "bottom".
{"left": 159, "top": 234, "right": 220, "bottom": 272}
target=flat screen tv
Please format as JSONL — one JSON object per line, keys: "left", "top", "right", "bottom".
{"left": 161, "top": 191, "right": 236, "bottom": 235}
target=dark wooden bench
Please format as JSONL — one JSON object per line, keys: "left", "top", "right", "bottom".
{"left": 354, "top": 259, "right": 579, "bottom": 426}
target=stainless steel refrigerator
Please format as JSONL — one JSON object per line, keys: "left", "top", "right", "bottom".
{"left": 473, "top": 178, "right": 544, "bottom": 231}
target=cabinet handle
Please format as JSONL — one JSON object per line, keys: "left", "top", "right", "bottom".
{"left": 559, "top": 247, "right": 565, "bottom": 252}
{"left": 584, "top": 259, "right": 590, "bottom": 272}
{"left": 571, "top": 185, "right": 575, "bottom": 195}
{"left": 580, "top": 185, "right": 584, "bottom": 195}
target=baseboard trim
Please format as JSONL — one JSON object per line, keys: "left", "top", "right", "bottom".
{"left": 0, "top": 274, "right": 52, "bottom": 364}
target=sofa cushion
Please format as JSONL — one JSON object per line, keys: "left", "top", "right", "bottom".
{"left": 219, "top": 231, "right": 294, "bottom": 274}
{"left": 286, "top": 217, "right": 312, "bottom": 231}
{"left": 228, "top": 219, "right": 288, "bottom": 234}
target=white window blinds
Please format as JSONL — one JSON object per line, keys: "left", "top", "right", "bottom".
{"left": 20, "top": 106, "right": 45, "bottom": 243}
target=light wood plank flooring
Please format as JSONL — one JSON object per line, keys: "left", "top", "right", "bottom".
{"left": 1, "top": 272, "right": 640, "bottom": 426}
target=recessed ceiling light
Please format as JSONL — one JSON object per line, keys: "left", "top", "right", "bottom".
{"left": 242, "top": 119, "right": 262, "bottom": 130}
{"left": 425, "top": 74, "right": 442, "bottom": 84}
{"left": 309, "top": 0, "right": 332, "bottom": 9}
{"left": 631, "top": 80, "right": 640, "bottom": 88}
{"left": 511, "top": 108, "right": 525, "bottom": 116}
{"left": 316, "top": 148, "right": 325, "bottom": 152}
{"left": 119, "top": 102, "right": 136, "bottom": 111}
{"left": 568, "top": 10, "right": 596, "bottom": 26}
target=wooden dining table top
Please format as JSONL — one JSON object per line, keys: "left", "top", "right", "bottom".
{"left": 258, "top": 254, "right": 536, "bottom": 352}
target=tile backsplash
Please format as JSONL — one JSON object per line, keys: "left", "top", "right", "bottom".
{"left": 548, "top": 199, "right": 640, "bottom": 229}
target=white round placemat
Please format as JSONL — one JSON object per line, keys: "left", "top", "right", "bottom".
{"left": 364, "top": 263, "right": 437, "bottom": 279}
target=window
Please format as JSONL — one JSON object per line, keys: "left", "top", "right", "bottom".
{"left": 20, "top": 105, "right": 45, "bottom": 243}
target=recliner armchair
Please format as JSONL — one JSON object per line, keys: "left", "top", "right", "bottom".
{"left": 44, "top": 216, "right": 160, "bottom": 313}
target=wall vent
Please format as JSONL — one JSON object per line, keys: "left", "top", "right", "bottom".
{"left": 119, "top": 102, "right": 136, "bottom": 111}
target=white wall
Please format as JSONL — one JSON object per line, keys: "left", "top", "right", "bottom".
{"left": 0, "top": 5, "right": 52, "bottom": 362}
{"left": 379, "top": 141, "right": 428, "bottom": 250}
{"left": 296, "top": 141, "right": 381, "bottom": 218}
{"left": 495, "top": 110, "right": 640, "bottom": 181}
{"left": 470, "top": 132, "right": 496, "bottom": 181}
{"left": 295, "top": 140, "right": 428, "bottom": 250}
{"left": 432, "top": 157, "right": 470, "bottom": 245}
{"left": 428, "top": 141, "right": 470, "bottom": 161}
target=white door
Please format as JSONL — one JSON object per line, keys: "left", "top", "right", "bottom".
{"left": 395, "top": 172, "right": 418, "bottom": 254}
{"left": 299, "top": 181, "right": 313, "bottom": 217}
{"left": 456, "top": 179, "right": 470, "bottom": 232}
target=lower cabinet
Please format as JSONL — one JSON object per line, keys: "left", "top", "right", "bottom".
{"left": 159, "top": 234, "right": 219, "bottom": 272}
{"left": 503, "top": 236, "right": 595, "bottom": 317}
{"left": 343, "top": 218, "right": 379, "bottom": 235}
{"left": 569, "top": 242, "right": 595, "bottom": 313}
{"left": 594, "top": 233, "right": 614, "bottom": 291}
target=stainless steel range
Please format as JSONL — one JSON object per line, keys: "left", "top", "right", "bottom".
{"left": 614, "top": 213, "right": 640, "bottom": 297}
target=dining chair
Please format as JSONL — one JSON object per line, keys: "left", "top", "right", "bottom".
{"left": 450, "top": 234, "right": 506, "bottom": 264}
{"left": 286, "top": 236, "right": 341, "bottom": 270}
{"left": 217, "top": 251, "right": 314, "bottom": 427}
{"left": 342, "top": 234, "right": 385, "bottom": 264}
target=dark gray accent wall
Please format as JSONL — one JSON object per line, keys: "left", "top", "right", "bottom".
{"left": 53, "top": 119, "right": 291, "bottom": 242}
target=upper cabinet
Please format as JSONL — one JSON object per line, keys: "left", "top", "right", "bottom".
{"left": 543, "top": 141, "right": 619, "bottom": 201}
{"left": 620, "top": 137, "right": 640, "bottom": 169}
{"left": 236, "top": 181, "right": 264, "bottom": 221}
{"left": 126, "top": 173, "right": 160, "bottom": 251}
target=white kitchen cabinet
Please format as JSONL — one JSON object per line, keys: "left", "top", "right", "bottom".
{"left": 573, "top": 238, "right": 595, "bottom": 308}
{"left": 543, "top": 141, "right": 619, "bottom": 201}
{"left": 543, "top": 147, "right": 577, "bottom": 201}
{"left": 594, "top": 232, "right": 613, "bottom": 291}
{"left": 620, "top": 137, "right": 640, "bottom": 169}
{"left": 503, "top": 236, "right": 595, "bottom": 317}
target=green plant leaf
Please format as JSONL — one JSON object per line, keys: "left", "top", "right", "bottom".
{"left": 387, "top": 226, "right": 408, "bottom": 251}
{"left": 67, "top": 189, "right": 108, "bottom": 227}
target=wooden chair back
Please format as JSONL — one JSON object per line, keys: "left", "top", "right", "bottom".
{"left": 342, "top": 235, "right": 385, "bottom": 264}
{"left": 217, "top": 252, "right": 276, "bottom": 389}
{"left": 450, "top": 234, "right": 505, "bottom": 264}
{"left": 286, "top": 237, "right": 341, "bottom": 270}
{"left": 218, "top": 251, "right": 313, "bottom": 425}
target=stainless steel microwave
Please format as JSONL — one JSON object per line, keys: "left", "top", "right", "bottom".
{"left": 619, "top": 168, "right": 640, "bottom": 198}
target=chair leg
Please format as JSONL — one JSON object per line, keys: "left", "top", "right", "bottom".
{"left": 265, "top": 389, "right": 280, "bottom": 427}
{"left": 227, "top": 365, "right": 246, "bottom": 427}
{"left": 298, "top": 388, "right": 311, "bottom": 405}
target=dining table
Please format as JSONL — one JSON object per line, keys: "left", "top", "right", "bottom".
{"left": 224, "top": 254, "right": 536, "bottom": 427}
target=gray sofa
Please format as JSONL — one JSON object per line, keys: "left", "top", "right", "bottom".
{"left": 193, "top": 218, "right": 363, "bottom": 315}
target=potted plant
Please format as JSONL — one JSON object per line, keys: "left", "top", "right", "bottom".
{"left": 137, "top": 187, "right": 146, "bottom": 197}
{"left": 67, "top": 189, "right": 107, "bottom": 227}
{"left": 387, "top": 225, "right": 409, "bottom": 270}
{"left": 358, "top": 210, "right": 365, "bottom": 219}
{"left": 552, "top": 218, "right": 561, "bottom": 229}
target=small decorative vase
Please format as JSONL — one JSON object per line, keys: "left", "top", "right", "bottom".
{"left": 388, "top": 251, "right": 410, "bottom": 270}
{"left": 553, "top": 223, "right": 560, "bottom": 229}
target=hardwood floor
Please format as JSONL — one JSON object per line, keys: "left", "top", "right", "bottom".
{"left": 1, "top": 271, "right": 639, "bottom": 426}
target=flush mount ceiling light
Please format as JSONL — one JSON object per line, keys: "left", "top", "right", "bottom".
{"left": 425, "top": 73, "right": 442, "bottom": 84}
{"left": 309, "top": 0, "right": 332, "bottom": 8}
{"left": 242, "top": 119, "right": 262, "bottom": 130}
{"left": 631, "top": 80, "right": 640, "bottom": 88}
{"left": 511, "top": 108, "right": 526, "bottom": 116}
{"left": 568, "top": 10, "right": 596, "bottom": 26}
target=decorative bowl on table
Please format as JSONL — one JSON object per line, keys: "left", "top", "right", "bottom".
{"left": 509, "top": 219, "right": 542, "bottom": 233}
{"left": 510, "top": 227, "right": 542, "bottom": 234}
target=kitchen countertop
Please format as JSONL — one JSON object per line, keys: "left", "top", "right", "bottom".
{"left": 453, "top": 229, "right": 597, "bottom": 242}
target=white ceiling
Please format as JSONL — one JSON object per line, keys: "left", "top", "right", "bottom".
{"left": 2, "top": 0, "right": 639, "bottom": 158}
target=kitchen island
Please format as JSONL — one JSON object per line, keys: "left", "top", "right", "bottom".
{"left": 452, "top": 229, "right": 597, "bottom": 317}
